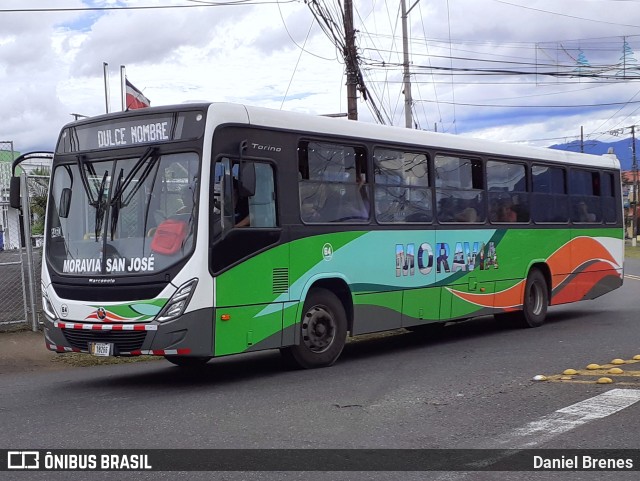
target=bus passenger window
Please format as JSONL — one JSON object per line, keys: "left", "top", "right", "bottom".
{"left": 531, "top": 165, "right": 568, "bottom": 223}
{"left": 601, "top": 172, "right": 617, "bottom": 224}
{"left": 298, "top": 140, "right": 369, "bottom": 223}
{"left": 487, "top": 160, "right": 529, "bottom": 223}
{"left": 569, "top": 169, "right": 601, "bottom": 223}
{"left": 435, "top": 154, "right": 484, "bottom": 223}
{"left": 373, "top": 148, "right": 432, "bottom": 223}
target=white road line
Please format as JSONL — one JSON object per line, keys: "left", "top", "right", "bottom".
{"left": 499, "top": 389, "right": 640, "bottom": 449}
{"left": 435, "top": 389, "right": 640, "bottom": 477}
{"left": 625, "top": 274, "right": 640, "bottom": 281}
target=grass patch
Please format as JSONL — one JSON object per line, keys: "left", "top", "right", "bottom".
{"left": 51, "top": 353, "right": 162, "bottom": 367}
{"left": 0, "top": 323, "right": 33, "bottom": 334}
{"left": 626, "top": 243, "right": 640, "bottom": 259}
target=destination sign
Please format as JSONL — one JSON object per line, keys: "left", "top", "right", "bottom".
{"left": 56, "top": 110, "right": 205, "bottom": 153}
{"left": 97, "top": 121, "right": 169, "bottom": 148}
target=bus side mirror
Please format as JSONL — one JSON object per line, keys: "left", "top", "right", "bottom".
{"left": 238, "top": 162, "right": 256, "bottom": 198}
{"left": 59, "top": 188, "right": 72, "bottom": 218}
{"left": 9, "top": 176, "right": 21, "bottom": 209}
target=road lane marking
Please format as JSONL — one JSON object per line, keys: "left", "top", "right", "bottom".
{"left": 431, "top": 389, "right": 640, "bottom": 479}
{"left": 501, "top": 389, "right": 640, "bottom": 448}
{"left": 624, "top": 274, "right": 640, "bottom": 281}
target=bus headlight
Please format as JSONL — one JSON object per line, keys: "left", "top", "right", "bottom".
{"left": 157, "top": 278, "right": 198, "bottom": 323}
{"left": 42, "top": 294, "right": 58, "bottom": 321}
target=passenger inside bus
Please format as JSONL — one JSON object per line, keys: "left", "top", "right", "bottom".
{"left": 575, "top": 201, "right": 596, "bottom": 222}
{"left": 454, "top": 207, "right": 478, "bottom": 222}
{"left": 496, "top": 198, "right": 517, "bottom": 222}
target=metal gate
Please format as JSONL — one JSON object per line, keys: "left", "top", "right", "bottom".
{"left": 0, "top": 143, "right": 49, "bottom": 331}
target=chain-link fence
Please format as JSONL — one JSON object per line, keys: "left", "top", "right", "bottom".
{"left": 0, "top": 142, "right": 49, "bottom": 331}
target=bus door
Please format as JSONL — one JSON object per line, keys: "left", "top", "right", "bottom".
{"left": 399, "top": 234, "right": 441, "bottom": 328}
{"left": 211, "top": 157, "right": 285, "bottom": 356}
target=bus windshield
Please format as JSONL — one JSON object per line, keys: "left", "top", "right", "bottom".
{"left": 46, "top": 151, "right": 200, "bottom": 277}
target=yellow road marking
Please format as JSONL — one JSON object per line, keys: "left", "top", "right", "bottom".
{"left": 541, "top": 357, "right": 640, "bottom": 385}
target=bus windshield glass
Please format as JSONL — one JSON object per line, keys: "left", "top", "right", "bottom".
{"left": 46, "top": 151, "right": 200, "bottom": 277}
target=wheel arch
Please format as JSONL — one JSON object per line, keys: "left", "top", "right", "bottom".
{"left": 298, "top": 275, "right": 354, "bottom": 335}
{"left": 527, "top": 261, "right": 552, "bottom": 300}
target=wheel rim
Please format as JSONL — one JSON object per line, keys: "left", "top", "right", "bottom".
{"left": 302, "top": 305, "right": 336, "bottom": 353}
{"left": 529, "top": 281, "right": 544, "bottom": 316}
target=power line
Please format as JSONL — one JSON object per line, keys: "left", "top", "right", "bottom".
{"left": 276, "top": 1, "right": 337, "bottom": 62}
{"left": 414, "top": 99, "right": 640, "bottom": 108}
{"left": 492, "top": 0, "right": 640, "bottom": 28}
{"left": 0, "top": 0, "right": 295, "bottom": 13}
{"left": 280, "top": 16, "right": 315, "bottom": 110}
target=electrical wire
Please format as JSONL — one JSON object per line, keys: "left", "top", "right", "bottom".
{"left": 0, "top": 0, "right": 297, "bottom": 13}
{"left": 280, "top": 17, "right": 315, "bottom": 110}
{"left": 492, "top": 0, "right": 640, "bottom": 29}
{"left": 276, "top": 1, "right": 337, "bottom": 61}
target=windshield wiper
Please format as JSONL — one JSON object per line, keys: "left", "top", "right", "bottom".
{"left": 109, "top": 147, "right": 158, "bottom": 208}
{"left": 76, "top": 155, "right": 97, "bottom": 206}
{"left": 108, "top": 147, "right": 160, "bottom": 240}
{"left": 94, "top": 171, "right": 108, "bottom": 241}
{"left": 109, "top": 168, "right": 124, "bottom": 240}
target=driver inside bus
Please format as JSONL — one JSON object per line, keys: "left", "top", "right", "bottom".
{"left": 176, "top": 185, "right": 195, "bottom": 215}
{"left": 233, "top": 179, "right": 250, "bottom": 227}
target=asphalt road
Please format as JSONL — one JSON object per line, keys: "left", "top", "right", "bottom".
{"left": 1, "top": 259, "right": 640, "bottom": 481}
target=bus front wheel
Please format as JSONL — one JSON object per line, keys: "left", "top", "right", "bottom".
{"left": 281, "top": 288, "right": 347, "bottom": 369}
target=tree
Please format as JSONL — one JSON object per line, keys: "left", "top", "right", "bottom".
{"left": 29, "top": 167, "right": 50, "bottom": 236}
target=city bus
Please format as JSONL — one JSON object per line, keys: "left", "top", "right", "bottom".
{"left": 10, "top": 102, "right": 624, "bottom": 368}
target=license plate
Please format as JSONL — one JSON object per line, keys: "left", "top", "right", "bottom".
{"left": 89, "top": 342, "right": 113, "bottom": 357}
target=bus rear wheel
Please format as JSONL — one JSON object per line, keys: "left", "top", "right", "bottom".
{"left": 281, "top": 288, "right": 347, "bottom": 369}
{"left": 164, "top": 356, "right": 212, "bottom": 367}
{"left": 496, "top": 269, "right": 548, "bottom": 328}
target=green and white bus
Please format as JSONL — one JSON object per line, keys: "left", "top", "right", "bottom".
{"left": 12, "top": 102, "right": 624, "bottom": 368}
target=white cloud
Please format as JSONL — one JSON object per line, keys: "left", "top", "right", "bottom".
{"left": 1, "top": 0, "right": 640, "bottom": 153}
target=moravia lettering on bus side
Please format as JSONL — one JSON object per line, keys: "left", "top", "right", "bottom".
{"left": 396, "top": 241, "right": 499, "bottom": 277}
{"left": 97, "top": 122, "right": 169, "bottom": 148}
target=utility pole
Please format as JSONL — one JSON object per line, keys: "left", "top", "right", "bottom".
{"left": 633, "top": 126, "right": 638, "bottom": 246}
{"left": 343, "top": 0, "right": 358, "bottom": 121}
{"left": 401, "top": 0, "right": 413, "bottom": 128}
{"left": 103, "top": 62, "right": 110, "bottom": 114}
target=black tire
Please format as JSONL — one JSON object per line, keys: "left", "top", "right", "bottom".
{"left": 495, "top": 269, "right": 548, "bottom": 328}
{"left": 280, "top": 288, "right": 347, "bottom": 369}
{"left": 520, "top": 269, "right": 548, "bottom": 328}
{"left": 164, "top": 356, "right": 212, "bottom": 367}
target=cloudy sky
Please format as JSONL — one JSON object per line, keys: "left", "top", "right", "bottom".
{"left": 1, "top": 0, "right": 640, "bottom": 154}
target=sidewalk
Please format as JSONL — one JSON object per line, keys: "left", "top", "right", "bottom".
{"left": 0, "top": 328, "right": 66, "bottom": 375}
{"left": 0, "top": 326, "right": 161, "bottom": 375}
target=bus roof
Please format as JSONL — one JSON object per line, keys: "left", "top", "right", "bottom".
{"left": 211, "top": 102, "right": 619, "bottom": 170}
{"left": 63, "top": 102, "right": 620, "bottom": 170}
